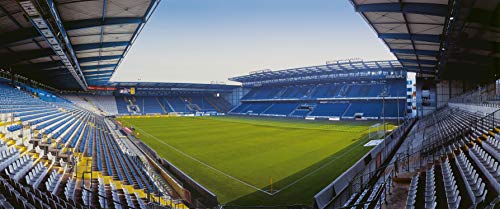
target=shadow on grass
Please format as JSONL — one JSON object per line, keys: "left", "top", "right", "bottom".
{"left": 223, "top": 133, "right": 374, "bottom": 208}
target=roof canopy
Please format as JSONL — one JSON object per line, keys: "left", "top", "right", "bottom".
{"left": 351, "top": 0, "right": 499, "bottom": 81}
{"left": 439, "top": 0, "right": 499, "bottom": 81}
{"left": 1, "top": 0, "right": 496, "bottom": 91}
{"left": 0, "top": 0, "right": 160, "bottom": 90}
{"left": 350, "top": 0, "right": 449, "bottom": 75}
{"left": 230, "top": 60, "right": 404, "bottom": 85}
{"left": 109, "top": 82, "right": 239, "bottom": 90}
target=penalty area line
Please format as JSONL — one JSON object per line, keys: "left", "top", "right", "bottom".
{"left": 270, "top": 139, "right": 365, "bottom": 195}
{"left": 132, "top": 126, "right": 274, "bottom": 196}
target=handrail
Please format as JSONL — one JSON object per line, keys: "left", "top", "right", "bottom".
{"left": 449, "top": 85, "right": 498, "bottom": 105}
{"left": 419, "top": 107, "right": 480, "bottom": 154}
{"left": 338, "top": 155, "right": 397, "bottom": 208}
{"left": 471, "top": 107, "right": 500, "bottom": 126}
{"left": 317, "top": 118, "right": 415, "bottom": 209}
{"left": 335, "top": 186, "right": 384, "bottom": 209}
{"left": 397, "top": 107, "right": 499, "bottom": 175}
{"left": 341, "top": 107, "right": 499, "bottom": 209}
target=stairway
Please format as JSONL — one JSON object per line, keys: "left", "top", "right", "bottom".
{"left": 81, "top": 96, "right": 101, "bottom": 112}
{"left": 276, "top": 87, "right": 289, "bottom": 98}
{"left": 155, "top": 97, "right": 167, "bottom": 113}
{"left": 179, "top": 97, "right": 193, "bottom": 111}
{"left": 213, "top": 97, "right": 232, "bottom": 112}
{"left": 190, "top": 104, "right": 201, "bottom": 112}
{"left": 339, "top": 85, "right": 349, "bottom": 97}
{"left": 181, "top": 97, "right": 201, "bottom": 112}
{"left": 341, "top": 103, "right": 352, "bottom": 119}
{"left": 204, "top": 96, "right": 223, "bottom": 112}
{"left": 305, "top": 86, "right": 317, "bottom": 98}
{"left": 163, "top": 98, "right": 175, "bottom": 112}
{"left": 287, "top": 103, "right": 302, "bottom": 117}
{"left": 90, "top": 178, "right": 99, "bottom": 208}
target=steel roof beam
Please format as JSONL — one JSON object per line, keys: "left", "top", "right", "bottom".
{"left": 87, "top": 81, "right": 109, "bottom": 85}
{"left": 398, "top": 0, "right": 422, "bottom": 71}
{"left": 85, "top": 74, "right": 112, "bottom": 78}
{"left": 78, "top": 55, "right": 122, "bottom": 63}
{"left": 73, "top": 42, "right": 129, "bottom": 51}
{"left": 86, "top": 76, "right": 111, "bottom": 80}
{"left": 80, "top": 64, "right": 117, "bottom": 71}
{"left": 95, "top": 0, "right": 108, "bottom": 82}
{"left": 64, "top": 17, "right": 143, "bottom": 30}
{"left": 0, "top": 17, "right": 141, "bottom": 48}
{"left": 391, "top": 49, "right": 438, "bottom": 56}
{"left": 88, "top": 80, "right": 109, "bottom": 82}
{"left": 17, "top": 0, "right": 88, "bottom": 90}
{"left": 355, "top": 3, "right": 448, "bottom": 17}
{"left": 400, "top": 66, "right": 435, "bottom": 72}
{"left": 379, "top": 33, "right": 441, "bottom": 43}
{"left": 399, "top": 59, "right": 438, "bottom": 65}
{"left": 83, "top": 70, "right": 114, "bottom": 76}
{"left": 108, "top": 0, "right": 162, "bottom": 86}
{"left": 0, "top": 42, "right": 127, "bottom": 65}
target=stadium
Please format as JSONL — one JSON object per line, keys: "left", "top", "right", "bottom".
{"left": 0, "top": 0, "right": 498, "bottom": 209}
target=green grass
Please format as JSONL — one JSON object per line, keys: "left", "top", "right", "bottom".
{"left": 118, "top": 116, "right": 384, "bottom": 206}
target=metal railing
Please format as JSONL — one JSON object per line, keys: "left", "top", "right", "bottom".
{"left": 337, "top": 163, "right": 396, "bottom": 209}
{"left": 448, "top": 83, "right": 498, "bottom": 106}
{"left": 338, "top": 106, "right": 499, "bottom": 209}
{"left": 314, "top": 118, "right": 415, "bottom": 209}
{"left": 398, "top": 107, "right": 499, "bottom": 176}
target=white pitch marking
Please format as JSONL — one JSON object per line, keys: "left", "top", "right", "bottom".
{"left": 132, "top": 125, "right": 273, "bottom": 196}
{"left": 271, "top": 139, "right": 367, "bottom": 194}
{"left": 130, "top": 121, "right": 368, "bottom": 196}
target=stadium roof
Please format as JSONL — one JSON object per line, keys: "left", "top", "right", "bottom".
{"left": 229, "top": 60, "right": 403, "bottom": 83}
{"left": 0, "top": 0, "right": 160, "bottom": 90}
{"left": 351, "top": 0, "right": 499, "bottom": 81}
{"left": 439, "top": 0, "right": 499, "bottom": 80}
{"left": 350, "top": 0, "right": 448, "bottom": 75}
{"left": 109, "top": 82, "right": 239, "bottom": 90}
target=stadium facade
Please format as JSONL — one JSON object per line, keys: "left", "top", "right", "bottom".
{"left": 0, "top": 0, "right": 497, "bottom": 209}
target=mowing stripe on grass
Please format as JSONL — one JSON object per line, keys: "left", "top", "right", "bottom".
{"left": 132, "top": 125, "right": 274, "bottom": 195}
{"left": 133, "top": 120, "right": 367, "bottom": 196}
{"left": 270, "top": 138, "right": 365, "bottom": 195}
{"left": 118, "top": 117, "right": 381, "bottom": 205}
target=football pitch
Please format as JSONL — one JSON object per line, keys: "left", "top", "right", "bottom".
{"left": 117, "top": 116, "right": 385, "bottom": 206}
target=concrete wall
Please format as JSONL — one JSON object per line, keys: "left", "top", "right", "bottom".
{"left": 436, "top": 80, "right": 471, "bottom": 108}
{"left": 416, "top": 78, "right": 481, "bottom": 117}
{"left": 416, "top": 77, "right": 437, "bottom": 117}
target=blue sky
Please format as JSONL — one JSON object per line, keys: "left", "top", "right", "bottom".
{"left": 111, "top": 0, "right": 395, "bottom": 84}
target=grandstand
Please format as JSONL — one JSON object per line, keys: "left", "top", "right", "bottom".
{"left": 0, "top": 0, "right": 497, "bottom": 208}
{"left": 114, "top": 94, "right": 226, "bottom": 115}
{"left": 311, "top": 0, "right": 500, "bottom": 209}
{"left": 0, "top": 81, "right": 173, "bottom": 209}
{"left": 229, "top": 61, "right": 409, "bottom": 120}
{"left": 106, "top": 82, "right": 237, "bottom": 115}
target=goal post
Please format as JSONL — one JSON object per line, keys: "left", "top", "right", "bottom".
{"left": 368, "top": 123, "right": 384, "bottom": 140}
